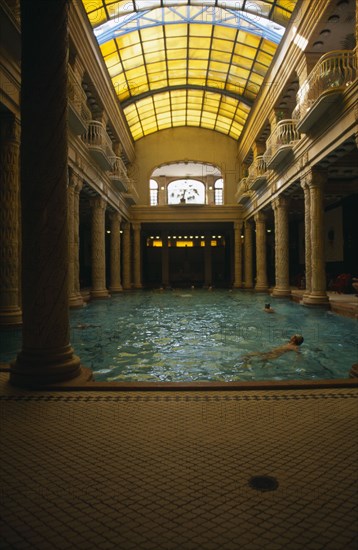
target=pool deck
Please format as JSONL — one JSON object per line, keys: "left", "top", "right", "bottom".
{"left": 1, "top": 371, "right": 358, "bottom": 550}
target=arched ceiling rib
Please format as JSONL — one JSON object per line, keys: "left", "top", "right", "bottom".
{"left": 82, "top": 0, "right": 297, "bottom": 141}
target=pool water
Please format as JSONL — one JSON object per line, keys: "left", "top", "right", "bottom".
{"left": 1, "top": 290, "right": 357, "bottom": 382}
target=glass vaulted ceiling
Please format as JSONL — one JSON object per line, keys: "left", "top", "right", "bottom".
{"left": 82, "top": 0, "right": 297, "bottom": 141}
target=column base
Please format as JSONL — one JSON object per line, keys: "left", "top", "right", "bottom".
{"left": 255, "top": 285, "right": 269, "bottom": 292}
{"left": 349, "top": 363, "right": 358, "bottom": 378}
{"left": 271, "top": 288, "right": 292, "bottom": 297}
{"left": 69, "top": 293, "right": 84, "bottom": 308}
{"left": 109, "top": 285, "right": 123, "bottom": 293}
{"left": 133, "top": 284, "right": 143, "bottom": 290}
{"left": 9, "top": 346, "right": 93, "bottom": 388}
{"left": 302, "top": 292, "right": 330, "bottom": 306}
{"left": 0, "top": 307, "right": 22, "bottom": 327}
{"left": 90, "top": 289, "right": 110, "bottom": 299}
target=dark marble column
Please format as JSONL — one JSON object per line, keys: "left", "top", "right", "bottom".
{"left": 244, "top": 220, "right": 253, "bottom": 289}
{"left": 11, "top": 0, "right": 91, "bottom": 387}
{"left": 109, "top": 211, "right": 123, "bottom": 293}
{"left": 0, "top": 112, "right": 22, "bottom": 326}
{"left": 233, "top": 221, "right": 243, "bottom": 288}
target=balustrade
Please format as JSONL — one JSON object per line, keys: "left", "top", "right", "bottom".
{"left": 263, "top": 119, "right": 300, "bottom": 168}
{"left": 292, "top": 50, "right": 356, "bottom": 131}
{"left": 109, "top": 156, "right": 130, "bottom": 192}
{"left": 82, "top": 120, "right": 115, "bottom": 170}
{"left": 67, "top": 65, "right": 91, "bottom": 134}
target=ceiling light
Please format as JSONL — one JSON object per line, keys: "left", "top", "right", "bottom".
{"left": 328, "top": 14, "right": 340, "bottom": 22}
{"left": 320, "top": 29, "right": 331, "bottom": 36}
{"left": 313, "top": 41, "right": 324, "bottom": 48}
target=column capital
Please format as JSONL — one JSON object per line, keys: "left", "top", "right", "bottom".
{"left": 109, "top": 210, "right": 121, "bottom": 223}
{"left": 272, "top": 196, "right": 290, "bottom": 210}
{"left": 254, "top": 211, "right": 266, "bottom": 223}
{"left": 90, "top": 196, "right": 107, "bottom": 210}
{"left": 234, "top": 221, "right": 243, "bottom": 232}
{"left": 303, "top": 169, "right": 327, "bottom": 189}
{"left": 132, "top": 222, "right": 141, "bottom": 231}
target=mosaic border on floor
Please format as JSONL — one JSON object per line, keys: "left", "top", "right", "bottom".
{"left": 0, "top": 392, "right": 357, "bottom": 402}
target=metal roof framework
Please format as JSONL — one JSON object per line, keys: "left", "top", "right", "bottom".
{"left": 82, "top": 0, "right": 297, "bottom": 141}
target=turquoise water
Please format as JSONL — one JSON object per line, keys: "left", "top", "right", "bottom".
{"left": 1, "top": 290, "right": 357, "bottom": 382}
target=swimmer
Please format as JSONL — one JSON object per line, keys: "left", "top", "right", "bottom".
{"left": 264, "top": 303, "right": 274, "bottom": 313}
{"left": 241, "top": 334, "right": 304, "bottom": 363}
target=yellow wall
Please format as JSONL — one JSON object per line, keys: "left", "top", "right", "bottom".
{"left": 133, "top": 127, "right": 239, "bottom": 205}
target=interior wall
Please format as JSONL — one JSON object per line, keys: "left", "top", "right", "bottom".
{"left": 133, "top": 127, "right": 239, "bottom": 205}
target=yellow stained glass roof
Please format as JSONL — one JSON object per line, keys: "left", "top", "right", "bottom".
{"left": 82, "top": 0, "right": 297, "bottom": 141}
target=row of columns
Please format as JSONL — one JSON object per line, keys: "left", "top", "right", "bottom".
{"left": 234, "top": 170, "right": 328, "bottom": 306}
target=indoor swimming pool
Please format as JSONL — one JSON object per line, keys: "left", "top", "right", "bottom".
{"left": 1, "top": 290, "right": 357, "bottom": 382}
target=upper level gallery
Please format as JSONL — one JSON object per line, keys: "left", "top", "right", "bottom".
{"left": 0, "top": 0, "right": 356, "bottom": 216}
{"left": 236, "top": 0, "right": 357, "bottom": 214}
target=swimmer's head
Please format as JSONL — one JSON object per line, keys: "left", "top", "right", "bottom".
{"left": 265, "top": 303, "right": 271, "bottom": 309}
{"left": 290, "top": 334, "right": 304, "bottom": 346}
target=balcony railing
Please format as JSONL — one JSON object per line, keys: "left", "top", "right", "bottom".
{"left": 235, "top": 177, "right": 253, "bottom": 205}
{"left": 67, "top": 65, "right": 91, "bottom": 135}
{"left": 123, "top": 179, "right": 139, "bottom": 205}
{"left": 109, "top": 156, "right": 130, "bottom": 192}
{"left": 263, "top": 119, "right": 300, "bottom": 169}
{"left": 292, "top": 50, "right": 356, "bottom": 132}
{"left": 248, "top": 155, "right": 268, "bottom": 190}
{"left": 82, "top": 121, "right": 115, "bottom": 171}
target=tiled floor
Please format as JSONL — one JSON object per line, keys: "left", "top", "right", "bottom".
{"left": 1, "top": 373, "right": 357, "bottom": 549}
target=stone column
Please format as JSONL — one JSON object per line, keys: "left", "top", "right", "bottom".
{"left": 90, "top": 196, "right": 109, "bottom": 299}
{"left": 303, "top": 170, "right": 329, "bottom": 306}
{"left": 122, "top": 222, "right": 131, "bottom": 290}
{"left": 301, "top": 179, "right": 312, "bottom": 297}
{"left": 204, "top": 234, "right": 212, "bottom": 288}
{"left": 11, "top": 0, "right": 90, "bottom": 387}
{"left": 132, "top": 223, "right": 142, "bottom": 289}
{"left": 244, "top": 220, "right": 253, "bottom": 289}
{"left": 233, "top": 221, "right": 243, "bottom": 288}
{"left": 272, "top": 197, "right": 291, "bottom": 297}
{"left": 109, "top": 211, "right": 122, "bottom": 293}
{"left": 73, "top": 176, "right": 83, "bottom": 303}
{"left": 162, "top": 232, "right": 169, "bottom": 288}
{"left": 0, "top": 112, "right": 22, "bottom": 326}
{"left": 68, "top": 171, "right": 84, "bottom": 308}
{"left": 254, "top": 212, "right": 269, "bottom": 291}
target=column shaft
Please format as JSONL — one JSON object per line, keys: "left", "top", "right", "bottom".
{"left": 204, "top": 235, "right": 212, "bottom": 288}
{"left": 301, "top": 180, "right": 312, "bottom": 296}
{"left": 162, "top": 233, "right": 169, "bottom": 288}
{"left": 272, "top": 197, "right": 291, "bottom": 297}
{"left": 109, "top": 211, "right": 123, "bottom": 292}
{"left": 0, "top": 113, "right": 22, "bottom": 326}
{"left": 244, "top": 221, "right": 253, "bottom": 289}
{"left": 68, "top": 172, "right": 84, "bottom": 307}
{"left": 303, "top": 171, "right": 329, "bottom": 305}
{"left": 122, "top": 222, "right": 131, "bottom": 290}
{"left": 254, "top": 212, "right": 268, "bottom": 291}
{"left": 233, "top": 221, "right": 243, "bottom": 288}
{"left": 11, "top": 0, "right": 90, "bottom": 387}
{"left": 90, "top": 197, "right": 109, "bottom": 299}
{"left": 132, "top": 223, "right": 142, "bottom": 289}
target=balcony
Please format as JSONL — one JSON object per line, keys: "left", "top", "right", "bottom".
{"left": 247, "top": 155, "right": 268, "bottom": 190}
{"left": 82, "top": 121, "right": 115, "bottom": 171}
{"left": 235, "top": 177, "right": 253, "bottom": 205}
{"left": 109, "top": 156, "right": 130, "bottom": 192}
{"left": 263, "top": 119, "right": 300, "bottom": 169}
{"left": 67, "top": 65, "right": 91, "bottom": 135}
{"left": 292, "top": 50, "right": 356, "bottom": 133}
{"left": 123, "top": 179, "right": 139, "bottom": 205}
